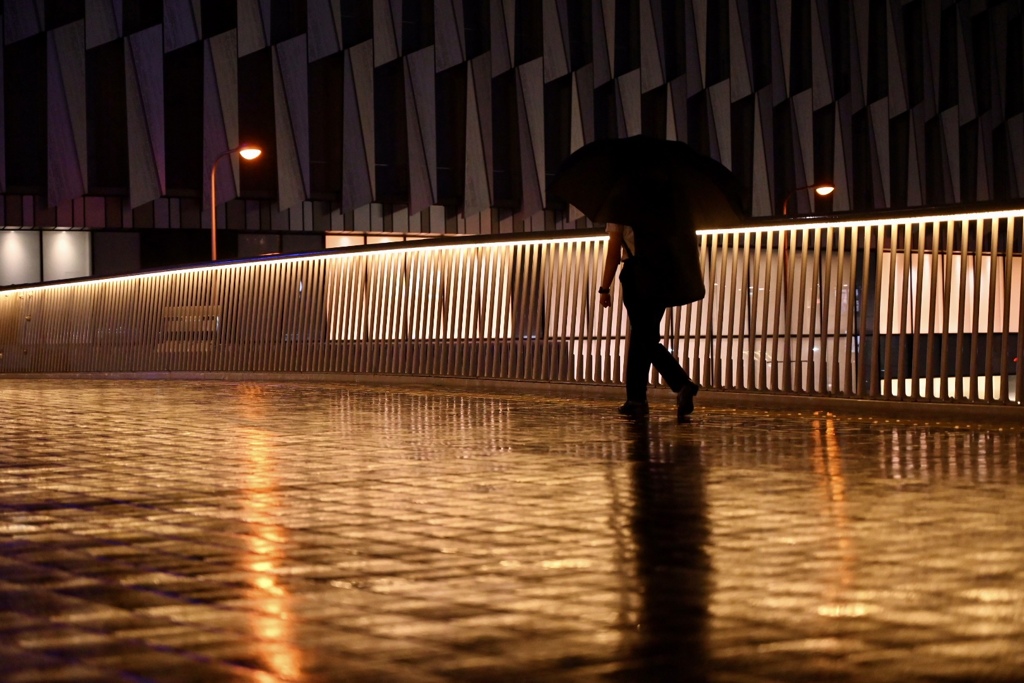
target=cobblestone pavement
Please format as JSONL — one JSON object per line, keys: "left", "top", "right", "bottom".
{"left": 0, "top": 379, "right": 1022, "bottom": 682}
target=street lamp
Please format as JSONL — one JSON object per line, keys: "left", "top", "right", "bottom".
{"left": 781, "top": 183, "right": 835, "bottom": 216}
{"left": 210, "top": 145, "right": 262, "bottom": 261}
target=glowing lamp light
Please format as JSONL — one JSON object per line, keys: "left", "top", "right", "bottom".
{"left": 238, "top": 146, "right": 262, "bottom": 161}
{"left": 782, "top": 183, "right": 837, "bottom": 215}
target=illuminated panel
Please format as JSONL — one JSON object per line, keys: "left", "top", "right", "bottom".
{"left": 0, "top": 231, "right": 42, "bottom": 286}
{"left": 42, "top": 231, "right": 90, "bottom": 282}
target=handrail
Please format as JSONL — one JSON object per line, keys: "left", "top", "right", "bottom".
{"left": 1, "top": 207, "right": 1022, "bottom": 406}
{"left": 6, "top": 203, "right": 1024, "bottom": 294}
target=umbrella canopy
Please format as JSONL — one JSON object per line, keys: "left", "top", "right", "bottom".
{"left": 548, "top": 136, "right": 748, "bottom": 232}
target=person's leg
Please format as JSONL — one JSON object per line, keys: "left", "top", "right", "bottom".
{"left": 645, "top": 305, "right": 700, "bottom": 419}
{"left": 649, "top": 319, "right": 689, "bottom": 391}
{"left": 624, "top": 299, "right": 664, "bottom": 403}
{"left": 626, "top": 299, "right": 699, "bottom": 420}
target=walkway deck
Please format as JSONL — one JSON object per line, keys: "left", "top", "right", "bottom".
{"left": 1, "top": 379, "right": 1022, "bottom": 682}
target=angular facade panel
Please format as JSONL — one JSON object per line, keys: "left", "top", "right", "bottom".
{"left": 516, "top": 58, "right": 545, "bottom": 217}
{"left": 125, "top": 26, "right": 165, "bottom": 208}
{"left": 85, "top": 0, "right": 120, "bottom": 49}
{"left": 47, "top": 22, "right": 87, "bottom": 206}
{"left": 434, "top": 0, "right": 464, "bottom": 72}
{"left": 342, "top": 41, "right": 374, "bottom": 211}
{"left": 308, "top": 0, "right": 342, "bottom": 61}
{"left": 729, "top": 0, "right": 751, "bottom": 102}
{"left": 273, "top": 36, "right": 310, "bottom": 210}
{"left": 542, "top": 0, "right": 569, "bottom": 84}
{"left": 0, "top": 16, "right": 4, "bottom": 192}
{"left": 464, "top": 53, "right": 493, "bottom": 216}
{"left": 164, "top": 0, "right": 200, "bottom": 52}
{"left": 373, "top": 0, "right": 399, "bottom": 66}
{"left": 238, "top": 0, "right": 270, "bottom": 57}
{"left": 204, "top": 30, "right": 239, "bottom": 210}
{"left": 405, "top": 47, "right": 437, "bottom": 215}
{"left": 490, "top": 0, "right": 514, "bottom": 76}
{"left": 618, "top": 69, "right": 642, "bottom": 138}
{"left": 4, "top": 0, "right": 44, "bottom": 45}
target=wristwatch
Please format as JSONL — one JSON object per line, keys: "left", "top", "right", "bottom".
{"left": 598, "top": 286, "right": 610, "bottom": 294}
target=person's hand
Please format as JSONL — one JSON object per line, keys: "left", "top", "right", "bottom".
{"left": 599, "top": 291, "right": 612, "bottom": 308}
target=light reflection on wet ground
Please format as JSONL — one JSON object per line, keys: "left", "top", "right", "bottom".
{"left": 0, "top": 379, "right": 1021, "bottom": 682}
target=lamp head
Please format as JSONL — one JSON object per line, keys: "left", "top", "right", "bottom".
{"left": 238, "top": 146, "right": 262, "bottom": 161}
{"left": 814, "top": 184, "right": 835, "bottom": 196}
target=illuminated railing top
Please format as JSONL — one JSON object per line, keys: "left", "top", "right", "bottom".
{"left": 5, "top": 205, "right": 1024, "bottom": 295}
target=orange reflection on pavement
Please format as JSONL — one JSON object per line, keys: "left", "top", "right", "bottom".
{"left": 811, "top": 418, "right": 857, "bottom": 609}
{"left": 241, "top": 424, "right": 302, "bottom": 680}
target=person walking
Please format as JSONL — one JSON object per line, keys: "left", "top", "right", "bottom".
{"left": 550, "top": 135, "right": 744, "bottom": 420}
{"left": 599, "top": 219, "right": 701, "bottom": 421}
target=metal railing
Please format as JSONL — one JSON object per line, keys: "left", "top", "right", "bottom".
{"left": 1, "top": 207, "right": 1022, "bottom": 406}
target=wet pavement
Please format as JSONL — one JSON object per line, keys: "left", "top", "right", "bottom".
{"left": 0, "top": 379, "right": 1022, "bottom": 682}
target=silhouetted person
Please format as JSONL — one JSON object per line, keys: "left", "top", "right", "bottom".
{"left": 598, "top": 188, "right": 702, "bottom": 422}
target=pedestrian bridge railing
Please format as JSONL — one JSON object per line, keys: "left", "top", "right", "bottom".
{"left": 1, "top": 207, "right": 1022, "bottom": 406}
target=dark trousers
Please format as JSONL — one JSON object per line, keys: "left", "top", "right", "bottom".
{"left": 621, "top": 266, "right": 691, "bottom": 403}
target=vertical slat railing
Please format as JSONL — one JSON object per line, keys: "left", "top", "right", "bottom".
{"left": 746, "top": 231, "right": 761, "bottom": 391}
{"left": 1016, "top": 216, "right": 1024, "bottom": 405}
{"left": 998, "top": 220, "right": 1013, "bottom": 404}
{"left": 984, "top": 219, "right": 999, "bottom": 400}
{"left": 818, "top": 227, "right": 834, "bottom": 395}
{"left": 924, "top": 221, "right": 940, "bottom": 399}
{"left": 969, "top": 220, "right": 984, "bottom": 401}
{"left": 1, "top": 214, "right": 1021, "bottom": 407}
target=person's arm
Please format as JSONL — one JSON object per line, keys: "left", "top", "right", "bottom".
{"left": 599, "top": 224, "right": 624, "bottom": 308}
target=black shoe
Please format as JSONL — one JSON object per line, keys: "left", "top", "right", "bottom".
{"left": 676, "top": 381, "right": 699, "bottom": 421}
{"left": 617, "top": 400, "right": 650, "bottom": 418}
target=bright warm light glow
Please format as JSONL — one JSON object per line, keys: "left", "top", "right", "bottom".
{"left": 238, "top": 146, "right": 262, "bottom": 160}
{"left": 815, "top": 185, "right": 836, "bottom": 196}
{"left": 817, "top": 603, "right": 875, "bottom": 618}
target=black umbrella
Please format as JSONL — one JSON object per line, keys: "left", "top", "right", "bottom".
{"left": 549, "top": 136, "right": 748, "bottom": 232}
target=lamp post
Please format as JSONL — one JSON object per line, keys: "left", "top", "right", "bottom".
{"left": 210, "top": 145, "right": 262, "bottom": 261}
{"left": 778, "top": 185, "right": 834, "bottom": 369}
{"left": 781, "top": 183, "right": 835, "bottom": 216}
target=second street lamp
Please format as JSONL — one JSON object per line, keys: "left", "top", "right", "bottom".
{"left": 210, "top": 145, "right": 262, "bottom": 261}
{"left": 781, "top": 183, "right": 835, "bottom": 216}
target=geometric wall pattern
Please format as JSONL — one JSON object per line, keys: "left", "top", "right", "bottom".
{"left": 0, "top": 0, "right": 1022, "bottom": 235}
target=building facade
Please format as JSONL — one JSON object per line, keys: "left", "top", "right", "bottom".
{"left": 1, "top": 0, "right": 1023, "bottom": 284}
